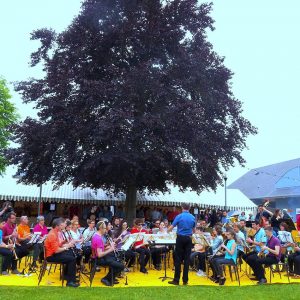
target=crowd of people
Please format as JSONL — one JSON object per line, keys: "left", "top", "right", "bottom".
{"left": 0, "top": 200, "right": 299, "bottom": 288}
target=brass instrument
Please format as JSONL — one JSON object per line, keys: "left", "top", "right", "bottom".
{"left": 8, "top": 236, "right": 18, "bottom": 260}
{"left": 192, "top": 234, "right": 211, "bottom": 248}
{"left": 262, "top": 200, "right": 270, "bottom": 208}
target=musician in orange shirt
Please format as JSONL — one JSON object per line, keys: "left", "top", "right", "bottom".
{"left": 44, "top": 218, "right": 78, "bottom": 287}
{"left": 17, "top": 216, "right": 31, "bottom": 244}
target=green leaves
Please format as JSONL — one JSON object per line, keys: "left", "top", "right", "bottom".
{"left": 0, "top": 77, "right": 18, "bottom": 174}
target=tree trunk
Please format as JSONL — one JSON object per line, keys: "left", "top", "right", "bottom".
{"left": 125, "top": 185, "right": 137, "bottom": 227}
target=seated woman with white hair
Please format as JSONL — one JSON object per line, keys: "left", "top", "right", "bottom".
{"left": 32, "top": 215, "right": 48, "bottom": 268}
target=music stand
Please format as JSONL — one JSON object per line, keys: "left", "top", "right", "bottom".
{"left": 158, "top": 244, "right": 173, "bottom": 282}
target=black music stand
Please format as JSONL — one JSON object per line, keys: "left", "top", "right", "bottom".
{"left": 158, "top": 244, "right": 173, "bottom": 281}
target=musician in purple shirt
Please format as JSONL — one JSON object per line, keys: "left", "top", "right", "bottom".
{"left": 247, "top": 226, "right": 281, "bottom": 284}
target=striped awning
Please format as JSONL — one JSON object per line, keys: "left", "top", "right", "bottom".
{"left": 0, "top": 166, "right": 256, "bottom": 210}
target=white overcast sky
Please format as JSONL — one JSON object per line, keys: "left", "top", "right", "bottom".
{"left": 1, "top": 0, "right": 300, "bottom": 205}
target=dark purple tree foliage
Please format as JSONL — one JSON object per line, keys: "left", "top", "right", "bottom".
{"left": 9, "top": 0, "right": 256, "bottom": 224}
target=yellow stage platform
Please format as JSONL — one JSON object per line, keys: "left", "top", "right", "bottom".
{"left": 0, "top": 261, "right": 296, "bottom": 288}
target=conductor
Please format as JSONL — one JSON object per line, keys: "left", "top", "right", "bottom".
{"left": 168, "top": 203, "right": 195, "bottom": 285}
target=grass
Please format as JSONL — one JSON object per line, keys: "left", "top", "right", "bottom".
{"left": 1, "top": 284, "right": 300, "bottom": 300}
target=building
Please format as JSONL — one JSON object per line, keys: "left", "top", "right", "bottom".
{"left": 228, "top": 157, "right": 300, "bottom": 220}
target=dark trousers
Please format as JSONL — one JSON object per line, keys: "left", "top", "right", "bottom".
{"left": 211, "top": 257, "right": 235, "bottom": 277}
{"left": 47, "top": 252, "right": 77, "bottom": 283}
{"left": 135, "top": 247, "right": 150, "bottom": 270}
{"left": 174, "top": 235, "right": 193, "bottom": 283}
{"left": 96, "top": 255, "right": 124, "bottom": 283}
{"left": 82, "top": 246, "right": 92, "bottom": 263}
{"left": 242, "top": 250, "right": 257, "bottom": 262}
{"left": 288, "top": 252, "right": 300, "bottom": 275}
{"left": 33, "top": 243, "right": 44, "bottom": 263}
{"left": 151, "top": 247, "right": 168, "bottom": 267}
{"left": 0, "top": 248, "right": 14, "bottom": 272}
{"left": 209, "top": 254, "right": 225, "bottom": 277}
{"left": 247, "top": 255, "right": 278, "bottom": 280}
{"left": 124, "top": 249, "right": 136, "bottom": 267}
{"left": 11, "top": 244, "right": 29, "bottom": 270}
{"left": 190, "top": 251, "right": 206, "bottom": 272}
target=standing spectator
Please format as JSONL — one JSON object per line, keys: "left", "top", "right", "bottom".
{"left": 151, "top": 207, "right": 162, "bottom": 222}
{"left": 103, "top": 206, "right": 113, "bottom": 222}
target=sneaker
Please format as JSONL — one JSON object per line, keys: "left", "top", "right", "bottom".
{"left": 1, "top": 271, "right": 10, "bottom": 276}
{"left": 11, "top": 269, "right": 21, "bottom": 275}
{"left": 124, "top": 267, "right": 130, "bottom": 272}
{"left": 196, "top": 270, "right": 204, "bottom": 276}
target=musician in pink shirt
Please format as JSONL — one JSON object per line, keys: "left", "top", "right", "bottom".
{"left": 32, "top": 216, "right": 48, "bottom": 268}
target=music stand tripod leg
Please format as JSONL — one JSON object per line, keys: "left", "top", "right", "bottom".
{"left": 159, "top": 250, "right": 173, "bottom": 281}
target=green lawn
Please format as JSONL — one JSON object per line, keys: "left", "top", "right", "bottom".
{"left": 1, "top": 285, "right": 300, "bottom": 300}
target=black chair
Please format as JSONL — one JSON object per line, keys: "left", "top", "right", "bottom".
{"left": 220, "top": 263, "right": 240, "bottom": 286}
{"left": 263, "top": 262, "right": 290, "bottom": 283}
{"left": 37, "top": 246, "right": 65, "bottom": 286}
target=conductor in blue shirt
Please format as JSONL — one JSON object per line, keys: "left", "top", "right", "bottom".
{"left": 168, "top": 203, "right": 195, "bottom": 285}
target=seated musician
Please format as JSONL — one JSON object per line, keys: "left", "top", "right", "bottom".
{"left": 70, "top": 220, "right": 84, "bottom": 262}
{"left": 130, "top": 218, "right": 151, "bottom": 273}
{"left": 247, "top": 226, "right": 281, "bottom": 284}
{"left": 208, "top": 225, "right": 224, "bottom": 282}
{"left": 233, "top": 223, "right": 246, "bottom": 258}
{"left": 151, "top": 221, "right": 169, "bottom": 271}
{"left": 32, "top": 215, "right": 48, "bottom": 268}
{"left": 211, "top": 225, "right": 224, "bottom": 254}
{"left": 0, "top": 217, "right": 14, "bottom": 275}
{"left": 17, "top": 216, "right": 31, "bottom": 245}
{"left": 239, "top": 220, "right": 248, "bottom": 239}
{"left": 1, "top": 212, "right": 29, "bottom": 274}
{"left": 287, "top": 241, "right": 300, "bottom": 278}
{"left": 190, "top": 226, "right": 207, "bottom": 277}
{"left": 91, "top": 220, "right": 124, "bottom": 286}
{"left": 210, "top": 229, "right": 237, "bottom": 285}
{"left": 278, "top": 222, "right": 293, "bottom": 249}
{"left": 81, "top": 220, "right": 96, "bottom": 263}
{"left": 277, "top": 222, "right": 294, "bottom": 263}
{"left": 44, "top": 217, "right": 79, "bottom": 287}
{"left": 114, "top": 220, "right": 136, "bottom": 269}
{"left": 242, "top": 221, "right": 267, "bottom": 263}
{"left": 101, "top": 221, "right": 113, "bottom": 245}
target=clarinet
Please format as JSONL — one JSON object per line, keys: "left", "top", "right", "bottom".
{"left": 105, "top": 233, "right": 119, "bottom": 261}
{"left": 62, "top": 231, "right": 77, "bottom": 257}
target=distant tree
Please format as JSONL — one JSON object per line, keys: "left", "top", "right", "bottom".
{"left": 9, "top": 0, "right": 256, "bottom": 224}
{"left": 0, "top": 77, "right": 18, "bottom": 174}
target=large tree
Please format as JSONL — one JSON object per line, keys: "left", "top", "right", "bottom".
{"left": 0, "top": 77, "right": 18, "bottom": 174}
{"left": 9, "top": 0, "right": 256, "bottom": 224}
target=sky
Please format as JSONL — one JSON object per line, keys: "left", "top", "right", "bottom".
{"left": 1, "top": 0, "right": 300, "bottom": 206}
